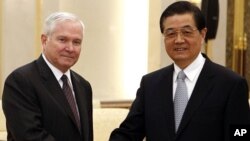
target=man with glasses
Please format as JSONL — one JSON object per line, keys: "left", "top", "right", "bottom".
{"left": 109, "top": 1, "right": 250, "bottom": 141}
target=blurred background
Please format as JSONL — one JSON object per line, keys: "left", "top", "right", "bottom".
{"left": 0, "top": 0, "right": 249, "bottom": 102}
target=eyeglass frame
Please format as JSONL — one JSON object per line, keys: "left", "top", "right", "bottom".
{"left": 162, "top": 25, "right": 199, "bottom": 39}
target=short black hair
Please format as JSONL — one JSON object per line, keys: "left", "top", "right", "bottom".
{"left": 159, "top": 1, "right": 206, "bottom": 33}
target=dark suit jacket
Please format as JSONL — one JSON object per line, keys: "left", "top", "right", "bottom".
{"left": 2, "top": 55, "right": 93, "bottom": 141}
{"left": 110, "top": 55, "right": 250, "bottom": 141}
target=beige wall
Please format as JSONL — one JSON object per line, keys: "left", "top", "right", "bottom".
{"left": 0, "top": 0, "right": 227, "bottom": 100}
{"left": 1, "top": 0, "right": 37, "bottom": 95}
{"left": 208, "top": 0, "right": 227, "bottom": 65}
{"left": 0, "top": 0, "right": 2, "bottom": 96}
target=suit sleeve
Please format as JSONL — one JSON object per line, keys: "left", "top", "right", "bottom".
{"left": 2, "top": 71, "right": 56, "bottom": 141}
{"left": 224, "top": 77, "right": 250, "bottom": 141}
{"left": 109, "top": 77, "right": 146, "bottom": 141}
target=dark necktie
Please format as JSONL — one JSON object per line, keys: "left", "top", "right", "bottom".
{"left": 61, "top": 75, "right": 81, "bottom": 131}
{"left": 174, "top": 71, "right": 188, "bottom": 132}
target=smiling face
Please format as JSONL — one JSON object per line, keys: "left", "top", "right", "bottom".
{"left": 41, "top": 20, "right": 83, "bottom": 73}
{"left": 162, "top": 13, "right": 206, "bottom": 69}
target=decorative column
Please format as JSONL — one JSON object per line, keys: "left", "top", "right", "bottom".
{"left": 232, "top": 0, "right": 247, "bottom": 76}
{"left": 244, "top": 0, "right": 250, "bottom": 93}
{"left": 227, "top": 0, "right": 250, "bottom": 96}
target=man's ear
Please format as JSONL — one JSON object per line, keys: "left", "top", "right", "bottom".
{"left": 201, "top": 28, "right": 207, "bottom": 44}
{"left": 41, "top": 34, "right": 48, "bottom": 51}
{"left": 41, "top": 34, "right": 47, "bottom": 45}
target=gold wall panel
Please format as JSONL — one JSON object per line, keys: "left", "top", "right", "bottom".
{"left": 227, "top": 0, "right": 250, "bottom": 91}
{"left": 244, "top": 0, "right": 250, "bottom": 89}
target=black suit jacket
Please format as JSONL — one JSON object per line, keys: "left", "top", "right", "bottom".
{"left": 110, "top": 55, "right": 250, "bottom": 141}
{"left": 2, "top": 55, "right": 93, "bottom": 141}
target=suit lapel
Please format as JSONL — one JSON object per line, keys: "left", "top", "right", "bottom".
{"left": 36, "top": 55, "right": 81, "bottom": 133}
{"left": 158, "top": 65, "right": 176, "bottom": 140}
{"left": 71, "top": 73, "right": 91, "bottom": 140}
{"left": 176, "top": 58, "right": 216, "bottom": 136}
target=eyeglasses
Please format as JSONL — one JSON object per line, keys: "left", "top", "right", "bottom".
{"left": 163, "top": 26, "right": 198, "bottom": 39}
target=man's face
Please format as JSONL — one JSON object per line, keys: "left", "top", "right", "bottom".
{"left": 41, "top": 20, "right": 83, "bottom": 73}
{"left": 162, "top": 13, "right": 207, "bottom": 69}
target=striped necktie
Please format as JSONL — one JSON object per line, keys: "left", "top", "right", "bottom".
{"left": 61, "top": 75, "right": 81, "bottom": 131}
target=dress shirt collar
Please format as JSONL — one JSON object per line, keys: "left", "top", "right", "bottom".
{"left": 174, "top": 53, "right": 205, "bottom": 82}
{"left": 42, "top": 54, "right": 71, "bottom": 83}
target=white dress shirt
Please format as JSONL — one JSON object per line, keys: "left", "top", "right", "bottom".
{"left": 173, "top": 53, "right": 205, "bottom": 100}
{"left": 42, "top": 54, "right": 76, "bottom": 97}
